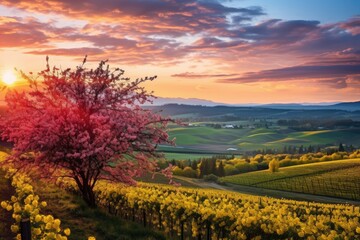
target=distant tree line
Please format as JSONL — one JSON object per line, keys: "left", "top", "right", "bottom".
{"left": 246, "top": 143, "right": 356, "bottom": 156}
{"left": 164, "top": 149, "right": 360, "bottom": 180}
{"left": 167, "top": 155, "right": 232, "bottom": 179}
{"left": 277, "top": 119, "right": 360, "bottom": 130}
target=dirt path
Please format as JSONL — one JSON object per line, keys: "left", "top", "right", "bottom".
{"left": 189, "top": 179, "right": 360, "bottom": 206}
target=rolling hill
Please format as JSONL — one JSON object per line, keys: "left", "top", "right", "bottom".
{"left": 167, "top": 127, "right": 360, "bottom": 152}
{"left": 146, "top": 103, "right": 360, "bottom": 121}
{"left": 221, "top": 158, "right": 360, "bottom": 200}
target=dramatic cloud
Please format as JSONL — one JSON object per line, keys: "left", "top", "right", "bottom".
{"left": 220, "top": 64, "right": 360, "bottom": 82}
{"left": 172, "top": 72, "right": 238, "bottom": 78}
{"left": 0, "top": 17, "right": 49, "bottom": 48}
{"left": 1, "top": 0, "right": 264, "bottom": 36}
{"left": 190, "top": 37, "right": 246, "bottom": 49}
{"left": 219, "top": 63, "right": 360, "bottom": 89}
{"left": 0, "top": 15, "right": 188, "bottom": 64}
{"left": 26, "top": 47, "right": 105, "bottom": 56}
{"left": 233, "top": 19, "right": 321, "bottom": 43}
{"left": 341, "top": 16, "right": 360, "bottom": 34}
{"left": 0, "top": 1, "right": 359, "bottom": 94}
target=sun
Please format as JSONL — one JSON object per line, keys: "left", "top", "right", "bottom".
{"left": 2, "top": 70, "right": 17, "bottom": 85}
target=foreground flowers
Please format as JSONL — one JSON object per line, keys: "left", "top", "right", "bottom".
{"left": 1, "top": 167, "right": 70, "bottom": 240}
{"left": 60, "top": 177, "right": 360, "bottom": 240}
{"left": 1, "top": 147, "right": 359, "bottom": 239}
{"left": 0, "top": 152, "right": 96, "bottom": 240}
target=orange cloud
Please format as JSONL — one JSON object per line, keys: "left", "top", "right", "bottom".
{"left": 0, "top": 1, "right": 359, "bottom": 103}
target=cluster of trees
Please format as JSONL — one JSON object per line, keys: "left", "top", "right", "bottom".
{"left": 268, "top": 159, "right": 280, "bottom": 173}
{"left": 247, "top": 143, "right": 356, "bottom": 156}
{"left": 167, "top": 155, "right": 232, "bottom": 178}
{"left": 277, "top": 119, "right": 360, "bottom": 130}
{"left": 198, "top": 158, "right": 225, "bottom": 177}
{"left": 282, "top": 145, "right": 320, "bottom": 154}
{"left": 168, "top": 150, "right": 360, "bottom": 179}
{"left": 205, "top": 120, "right": 271, "bottom": 129}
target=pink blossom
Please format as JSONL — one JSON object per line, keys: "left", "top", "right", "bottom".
{"left": 0, "top": 57, "right": 174, "bottom": 207}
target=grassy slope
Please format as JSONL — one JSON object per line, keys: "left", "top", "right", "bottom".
{"left": 0, "top": 150, "right": 166, "bottom": 240}
{"left": 167, "top": 127, "right": 360, "bottom": 151}
{"left": 222, "top": 158, "right": 360, "bottom": 185}
{"left": 169, "top": 127, "right": 245, "bottom": 145}
{"left": 33, "top": 180, "right": 166, "bottom": 240}
{"left": 256, "top": 166, "right": 360, "bottom": 200}
{"left": 222, "top": 158, "right": 360, "bottom": 200}
{"left": 162, "top": 152, "right": 215, "bottom": 160}
{"left": 136, "top": 173, "right": 199, "bottom": 188}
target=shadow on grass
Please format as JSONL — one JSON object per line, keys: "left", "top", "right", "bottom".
{"left": 34, "top": 181, "right": 166, "bottom": 240}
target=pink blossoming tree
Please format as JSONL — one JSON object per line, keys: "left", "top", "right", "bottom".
{"left": 0, "top": 57, "right": 173, "bottom": 207}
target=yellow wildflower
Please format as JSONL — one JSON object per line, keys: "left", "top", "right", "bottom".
{"left": 64, "top": 228, "right": 71, "bottom": 236}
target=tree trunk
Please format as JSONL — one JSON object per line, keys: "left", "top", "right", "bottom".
{"left": 83, "top": 183, "right": 97, "bottom": 208}
{"left": 74, "top": 177, "right": 97, "bottom": 208}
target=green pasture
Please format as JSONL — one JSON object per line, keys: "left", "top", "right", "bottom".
{"left": 167, "top": 127, "right": 360, "bottom": 151}
{"left": 136, "top": 173, "right": 199, "bottom": 188}
{"left": 162, "top": 152, "right": 215, "bottom": 160}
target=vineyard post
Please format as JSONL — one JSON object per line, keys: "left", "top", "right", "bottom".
{"left": 180, "top": 220, "right": 184, "bottom": 240}
{"left": 170, "top": 216, "right": 173, "bottom": 238}
{"left": 197, "top": 222, "right": 202, "bottom": 240}
{"left": 108, "top": 202, "right": 112, "bottom": 214}
{"left": 216, "top": 227, "right": 222, "bottom": 239}
{"left": 143, "top": 209, "right": 147, "bottom": 227}
{"left": 206, "top": 221, "right": 211, "bottom": 240}
{"left": 20, "top": 218, "right": 31, "bottom": 240}
{"left": 158, "top": 210, "right": 162, "bottom": 229}
{"left": 330, "top": 208, "right": 333, "bottom": 220}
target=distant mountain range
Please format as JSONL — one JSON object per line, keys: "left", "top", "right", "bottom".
{"left": 149, "top": 97, "right": 360, "bottom": 111}
{"left": 149, "top": 97, "right": 226, "bottom": 106}
{"left": 259, "top": 102, "right": 360, "bottom": 111}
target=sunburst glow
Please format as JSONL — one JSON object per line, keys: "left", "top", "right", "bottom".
{"left": 2, "top": 70, "right": 17, "bottom": 85}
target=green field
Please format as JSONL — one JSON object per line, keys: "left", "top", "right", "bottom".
{"left": 222, "top": 158, "right": 360, "bottom": 200}
{"left": 167, "top": 126, "right": 360, "bottom": 151}
{"left": 162, "top": 152, "right": 215, "bottom": 160}
{"left": 257, "top": 166, "right": 360, "bottom": 200}
{"left": 136, "top": 173, "right": 199, "bottom": 188}
{"left": 169, "top": 127, "right": 241, "bottom": 145}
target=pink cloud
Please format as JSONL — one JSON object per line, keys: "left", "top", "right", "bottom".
{"left": 172, "top": 72, "right": 238, "bottom": 78}
{"left": 0, "top": 2, "right": 359, "bottom": 89}
{"left": 0, "top": 17, "right": 48, "bottom": 48}
{"left": 26, "top": 47, "right": 104, "bottom": 56}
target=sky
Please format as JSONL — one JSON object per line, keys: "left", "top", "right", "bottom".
{"left": 0, "top": 0, "right": 359, "bottom": 104}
